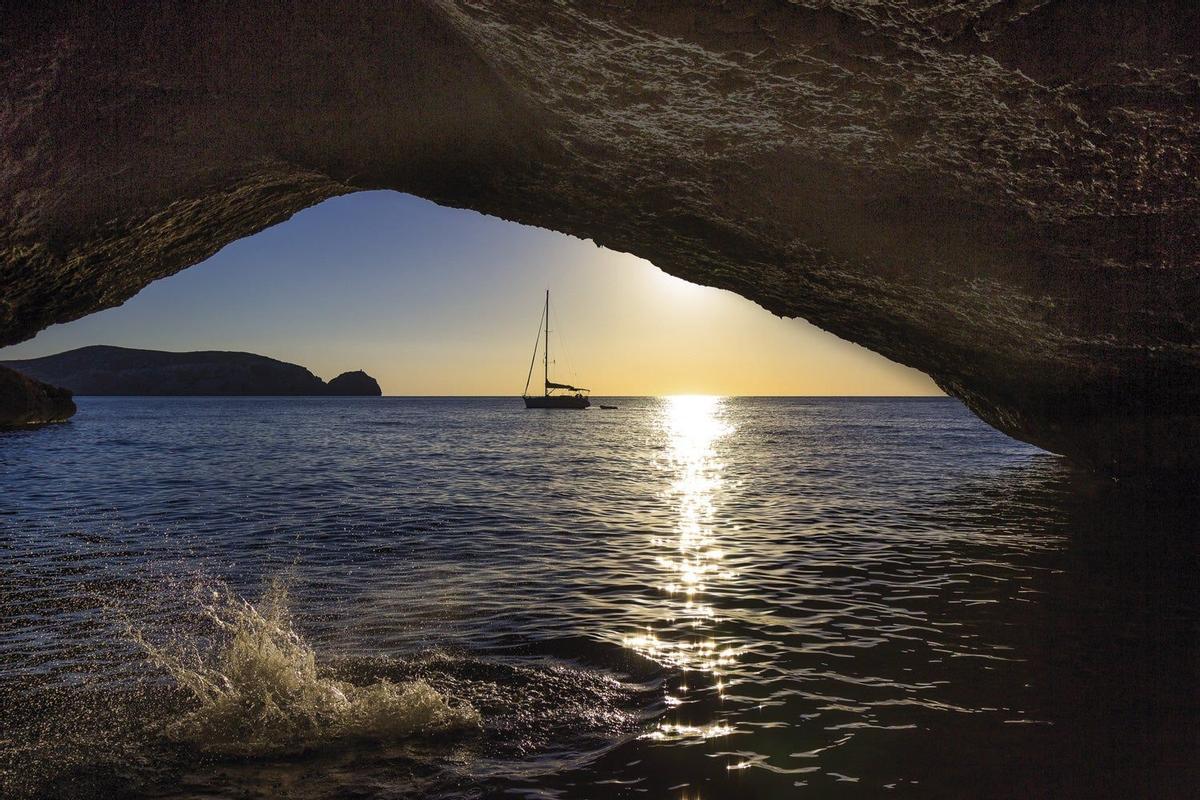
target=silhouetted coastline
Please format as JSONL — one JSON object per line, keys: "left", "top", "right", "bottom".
{"left": 1, "top": 345, "right": 381, "bottom": 397}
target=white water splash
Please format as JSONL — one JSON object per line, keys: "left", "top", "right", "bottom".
{"left": 128, "top": 579, "right": 480, "bottom": 755}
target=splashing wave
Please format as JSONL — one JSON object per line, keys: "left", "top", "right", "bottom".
{"left": 128, "top": 579, "right": 480, "bottom": 755}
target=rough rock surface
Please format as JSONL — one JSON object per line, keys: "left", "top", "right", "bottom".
{"left": 326, "top": 371, "right": 383, "bottom": 396}
{"left": 0, "top": 366, "right": 75, "bottom": 427}
{"left": 2, "top": 2, "right": 1198, "bottom": 472}
{"left": 1, "top": 346, "right": 382, "bottom": 396}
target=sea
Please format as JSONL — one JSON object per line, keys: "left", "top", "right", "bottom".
{"left": 1, "top": 396, "right": 1196, "bottom": 799}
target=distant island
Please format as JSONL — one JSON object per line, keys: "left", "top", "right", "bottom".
{"left": 0, "top": 346, "right": 382, "bottom": 396}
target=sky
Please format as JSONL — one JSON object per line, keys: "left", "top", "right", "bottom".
{"left": 0, "top": 192, "right": 940, "bottom": 396}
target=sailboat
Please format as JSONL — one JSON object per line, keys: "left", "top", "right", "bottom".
{"left": 523, "top": 290, "right": 591, "bottom": 409}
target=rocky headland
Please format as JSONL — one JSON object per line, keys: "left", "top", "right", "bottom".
{"left": 0, "top": 346, "right": 382, "bottom": 398}
{"left": 325, "top": 370, "right": 383, "bottom": 396}
{"left": 1, "top": 2, "right": 1198, "bottom": 472}
{"left": 0, "top": 366, "right": 76, "bottom": 428}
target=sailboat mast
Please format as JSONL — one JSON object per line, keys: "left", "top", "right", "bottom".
{"left": 544, "top": 289, "right": 549, "bottom": 396}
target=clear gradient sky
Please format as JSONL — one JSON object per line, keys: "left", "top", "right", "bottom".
{"left": 0, "top": 192, "right": 940, "bottom": 396}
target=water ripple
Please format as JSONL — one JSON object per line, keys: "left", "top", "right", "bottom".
{"left": 1, "top": 396, "right": 1197, "bottom": 798}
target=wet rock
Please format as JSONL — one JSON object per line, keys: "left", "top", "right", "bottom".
{"left": 1, "top": 2, "right": 1197, "bottom": 472}
{"left": 326, "top": 371, "right": 382, "bottom": 397}
{"left": 0, "top": 366, "right": 75, "bottom": 427}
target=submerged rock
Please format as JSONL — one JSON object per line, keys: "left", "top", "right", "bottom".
{"left": 1, "top": 3, "right": 1197, "bottom": 472}
{"left": 0, "top": 346, "right": 382, "bottom": 397}
{"left": 326, "top": 371, "right": 382, "bottom": 396}
{"left": 0, "top": 366, "right": 75, "bottom": 427}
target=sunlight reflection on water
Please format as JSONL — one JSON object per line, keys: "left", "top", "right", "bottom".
{"left": 623, "top": 396, "right": 743, "bottom": 742}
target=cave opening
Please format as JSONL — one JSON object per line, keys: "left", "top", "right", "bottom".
{"left": 0, "top": 191, "right": 940, "bottom": 399}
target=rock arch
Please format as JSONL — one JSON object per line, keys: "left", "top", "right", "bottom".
{"left": 3, "top": 1, "right": 1198, "bottom": 472}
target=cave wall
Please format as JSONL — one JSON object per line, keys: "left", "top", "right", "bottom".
{"left": 2, "top": 1, "right": 1197, "bottom": 472}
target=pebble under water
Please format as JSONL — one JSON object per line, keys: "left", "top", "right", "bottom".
{"left": 1, "top": 396, "right": 1197, "bottom": 798}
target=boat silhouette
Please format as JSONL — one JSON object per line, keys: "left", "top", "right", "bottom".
{"left": 522, "top": 290, "right": 590, "bottom": 409}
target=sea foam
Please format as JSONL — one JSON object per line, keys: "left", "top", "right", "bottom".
{"left": 128, "top": 579, "right": 480, "bottom": 755}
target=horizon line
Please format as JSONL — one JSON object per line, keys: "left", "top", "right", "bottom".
{"left": 71, "top": 393, "right": 952, "bottom": 399}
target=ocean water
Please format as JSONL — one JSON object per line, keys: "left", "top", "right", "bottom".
{"left": 1, "top": 396, "right": 1196, "bottom": 799}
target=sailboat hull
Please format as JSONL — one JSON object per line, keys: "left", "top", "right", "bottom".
{"left": 524, "top": 395, "right": 590, "bottom": 409}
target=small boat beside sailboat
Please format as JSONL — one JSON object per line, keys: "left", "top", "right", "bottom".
{"left": 522, "top": 290, "right": 591, "bottom": 409}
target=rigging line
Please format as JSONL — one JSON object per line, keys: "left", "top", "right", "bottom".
{"left": 549, "top": 303, "right": 579, "bottom": 386}
{"left": 523, "top": 299, "right": 546, "bottom": 397}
